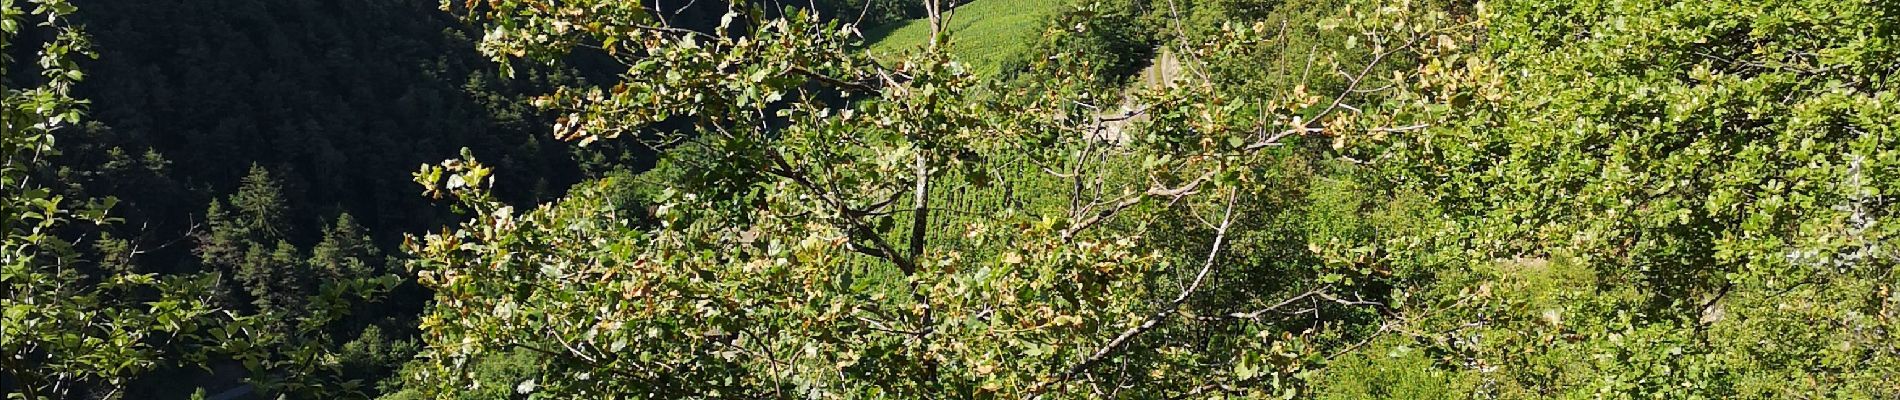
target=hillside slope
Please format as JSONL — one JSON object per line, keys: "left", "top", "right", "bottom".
{"left": 862, "top": 0, "right": 1061, "bottom": 77}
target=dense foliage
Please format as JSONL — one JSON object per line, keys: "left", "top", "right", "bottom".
{"left": 4, "top": 0, "right": 226, "bottom": 398}
{"left": 1336, "top": 0, "right": 1900, "bottom": 395}
{"left": 6, "top": 0, "right": 1897, "bottom": 398}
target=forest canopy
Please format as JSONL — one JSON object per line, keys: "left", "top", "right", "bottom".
{"left": 4, "top": 0, "right": 1896, "bottom": 399}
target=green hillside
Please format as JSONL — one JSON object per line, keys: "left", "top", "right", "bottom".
{"left": 862, "top": 0, "right": 1063, "bottom": 77}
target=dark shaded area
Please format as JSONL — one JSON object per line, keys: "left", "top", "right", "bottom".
{"left": 65, "top": 0, "right": 619, "bottom": 248}
{"left": 47, "top": 1, "right": 653, "bottom": 397}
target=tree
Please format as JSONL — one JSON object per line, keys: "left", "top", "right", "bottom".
{"left": 14, "top": 0, "right": 1890, "bottom": 397}
{"left": 1310, "top": 0, "right": 1900, "bottom": 396}
{"left": 311, "top": 213, "right": 386, "bottom": 279}
{"left": 194, "top": 170, "right": 407, "bottom": 398}
{"left": 229, "top": 164, "right": 290, "bottom": 239}
{"left": 198, "top": 165, "right": 325, "bottom": 320}
{"left": 3, "top": 1, "right": 226, "bottom": 398}
{"left": 397, "top": 0, "right": 1459, "bottom": 397}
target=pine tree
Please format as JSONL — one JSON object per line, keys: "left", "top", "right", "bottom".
{"left": 230, "top": 164, "right": 288, "bottom": 238}
{"left": 311, "top": 213, "right": 381, "bottom": 279}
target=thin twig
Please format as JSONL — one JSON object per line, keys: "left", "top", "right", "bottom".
{"left": 1028, "top": 192, "right": 1238, "bottom": 397}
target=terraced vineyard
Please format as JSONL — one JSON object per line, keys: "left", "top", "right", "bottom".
{"left": 861, "top": 0, "right": 1063, "bottom": 77}
{"left": 844, "top": 141, "right": 1152, "bottom": 298}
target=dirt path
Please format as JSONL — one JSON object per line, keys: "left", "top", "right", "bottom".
{"left": 1093, "top": 47, "right": 1184, "bottom": 144}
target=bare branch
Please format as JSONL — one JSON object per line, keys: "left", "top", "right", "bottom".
{"left": 1029, "top": 192, "right": 1238, "bottom": 397}
{"left": 788, "top": 65, "right": 881, "bottom": 93}
{"left": 1243, "top": 34, "right": 1426, "bottom": 151}
{"left": 1200, "top": 288, "right": 1331, "bottom": 321}
{"left": 908, "top": 154, "right": 931, "bottom": 262}
{"left": 905, "top": 150, "right": 941, "bottom": 379}
{"left": 762, "top": 149, "right": 917, "bottom": 274}
{"left": 1059, "top": 171, "right": 1215, "bottom": 240}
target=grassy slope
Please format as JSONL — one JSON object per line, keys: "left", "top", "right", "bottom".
{"left": 861, "top": 0, "right": 1062, "bottom": 77}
